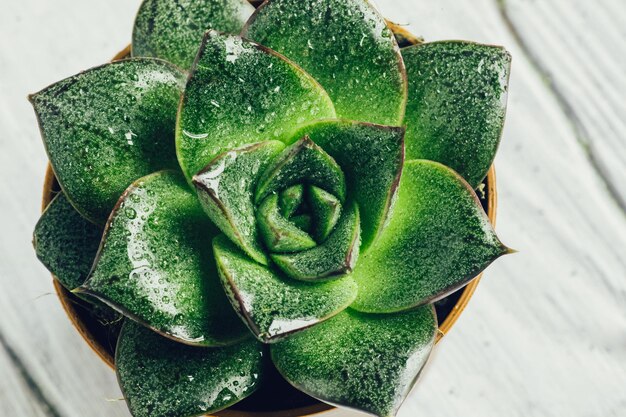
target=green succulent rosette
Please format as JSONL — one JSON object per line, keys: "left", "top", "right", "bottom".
{"left": 31, "top": 1, "right": 513, "bottom": 416}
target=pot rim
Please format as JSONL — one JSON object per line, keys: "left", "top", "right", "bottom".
{"left": 40, "top": 23, "right": 498, "bottom": 417}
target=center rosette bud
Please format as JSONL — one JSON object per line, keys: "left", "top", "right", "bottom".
{"left": 192, "top": 136, "right": 361, "bottom": 282}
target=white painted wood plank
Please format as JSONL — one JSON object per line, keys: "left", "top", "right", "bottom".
{"left": 500, "top": 0, "right": 626, "bottom": 210}
{"left": 0, "top": 341, "right": 51, "bottom": 417}
{"left": 0, "top": 1, "right": 624, "bottom": 417}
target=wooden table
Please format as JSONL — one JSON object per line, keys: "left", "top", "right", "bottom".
{"left": 1, "top": 0, "right": 624, "bottom": 416}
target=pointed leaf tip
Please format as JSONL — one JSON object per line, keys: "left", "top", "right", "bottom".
{"left": 31, "top": 59, "right": 186, "bottom": 224}
{"left": 351, "top": 160, "right": 508, "bottom": 313}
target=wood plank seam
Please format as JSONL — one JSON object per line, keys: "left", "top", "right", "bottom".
{"left": 495, "top": 0, "right": 626, "bottom": 213}
{"left": 0, "top": 329, "right": 65, "bottom": 417}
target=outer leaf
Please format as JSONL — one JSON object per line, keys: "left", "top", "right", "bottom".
{"left": 116, "top": 320, "right": 264, "bottom": 417}
{"left": 351, "top": 160, "right": 510, "bottom": 313}
{"left": 214, "top": 235, "right": 357, "bottom": 342}
{"left": 403, "top": 41, "right": 511, "bottom": 188}
{"left": 193, "top": 141, "right": 285, "bottom": 265}
{"left": 176, "top": 31, "right": 336, "bottom": 181}
{"left": 290, "top": 120, "right": 404, "bottom": 250}
{"left": 271, "top": 307, "right": 437, "bottom": 417}
{"left": 243, "top": 0, "right": 407, "bottom": 125}
{"left": 33, "top": 192, "right": 102, "bottom": 290}
{"left": 271, "top": 202, "right": 360, "bottom": 281}
{"left": 30, "top": 59, "right": 186, "bottom": 224}
{"left": 132, "top": 0, "right": 255, "bottom": 69}
{"left": 79, "top": 171, "right": 247, "bottom": 346}
{"left": 255, "top": 136, "right": 346, "bottom": 204}
{"left": 257, "top": 194, "right": 317, "bottom": 253}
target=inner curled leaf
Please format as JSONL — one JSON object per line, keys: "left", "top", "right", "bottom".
{"left": 253, "top": 136, "right": 360, "bottom": 281}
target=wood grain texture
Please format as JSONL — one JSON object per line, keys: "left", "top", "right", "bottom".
{"left": 0, "top": 1, "right": 624, "bottom": 417}
{"left": 500, "top": 0, "right": 626, "bottom": 210}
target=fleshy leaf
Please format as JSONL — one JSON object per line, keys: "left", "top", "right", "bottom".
{"left": 403, "top": 41, "right": 511, "bottom": 188}
{"left": 214, "top": 235, "right": 357, "bottom": 342}
{"left": 33, "top": 192, "right": 102, "bottom": 291}
{"left": 255, "top": 136, "right": 346, "bottom": 204}
{"left": 290, "top": 120, "right": 404, "bottom": 250}
{"left": 271, "top": 306, "right": 437, "bottom": 417}
{"left": 271, "top": 202, "right": 360, "bottom": 281}
{"left": 351, "top": 160, "right": 510, "bottom": 313}
{"left": 132, "top": 0, "right": 255, "bottom": 69}
{"left": 176, "top": 31, "right": 336, "bottom": 181}
{"left": 116, "top": 320, "right": 264, "bottom": 417}
{"left": 279, "top": 185, "right": 304, "bottom": 218}
{"left": 193, "top": 141, "right": 285, "bottom": 265}
{"left": 257, "top": 194, "right": 317, "bottom": 253}
{"left": 79, "top": 171, "right": 247, "bottom": 346}
{"left": 30, "top": 59, "right": 186, "bottom": 224}
{"left": 308, "top": 186, "right": 342, "bottom": 242}
{"left": 243, "top": 0, "right": 407, "bottom": 125}
{"left": 291, "top": 215, "right": 312, "bottom": 232}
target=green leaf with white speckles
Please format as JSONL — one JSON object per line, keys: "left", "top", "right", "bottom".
{"left": 116, "top": 320, "right": 264, "bottom": 417}
{"left": 79, "top": 171, "right": 247, "bottom": 346}
{"left": 33, "top": 192, "right": 102, "bottom": 291}
{"left": 351, "top": 160, "right": 511, "bottom": 313}
{"left": 214, "top": 235, "right": 357, "bottom": 343}
{"left": 290, "top": 120, "right": 404, "bottom": 251}
{"left": 132, "top": 0, "right": 255, "bottom": 69}
{"left": 255, "top": 136, "right": 346, "bottom": 204}
{"left": 271, "top": 306, "right": 437, "bottom": 417}
{"left": 193, "top": 141, "right": 285, "bottom": 265}
{"left": 176, "top": 31, "right": 336, "bottom": 181}
{"left": 403, "top": 41, "right": 511, "bottom": 188}
{"left": 30, "top": 59, "right": 186, "bottom": 224}
{"left": 271, "top": 202, "right": 360, "bottom": 281}
{"left": 243, "top": 0, "right": 407, "bottom": 125}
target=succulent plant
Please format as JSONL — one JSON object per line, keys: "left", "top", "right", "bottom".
{"left": 31, "top": 0, "right": 513, "bottom": 416}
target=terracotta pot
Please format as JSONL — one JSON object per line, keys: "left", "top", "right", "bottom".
{"left": 40, "top": 22, "right": 497, "bottom": 417}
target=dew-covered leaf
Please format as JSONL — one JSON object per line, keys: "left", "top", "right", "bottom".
{"left": 308, "top": 186, "right": 342, "bottom": 242}
{"left": 271, "top": 202, "right": 360, "bottom": 281}
{"left": 79, "top": 171, "right": 247, "bottom": 346}
{"left": 271, "top": 306, "right": 437, "bottom": 417}
{"left": 291, "top": 214, "right": 312, "bottom": 232}
{"left": 257, "top": 194, "right": 317, "bottom": 253}
{"left": 290, "top": 120, "right": 404, "bottom": 250}
{"left": 132, "top": 0, "right": 255, "bottom": 69}
{"left": 351, "top": 160, "right": 510, "bottom": 313}
{"left": 33, "top": 192, "right": 102, "bottom": 291}
{"left": 116, "top": 320, "right": 264, "bottom": 417}
{"left": 243, "top": 0, "right": 407, "bottom": 125}
{"left": 214, "top": 235, "right": 357, "bottom": 343}
{"left": 30, "top": 59, "right": 186, "bottom": 224}
{"left": 255, "top": 136, "right": 346, "bottom": 204}
{"left": 193, "top": 141, "right": 285, "bottom": 265}
{"left": 279, "top": 184, "right": 304, "bottom": 218}
{"left": 176, "top": 31, "right": 336, "bottom": 181}
{"left": 403, "top": 41, "right": 511, "bottom": 188}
